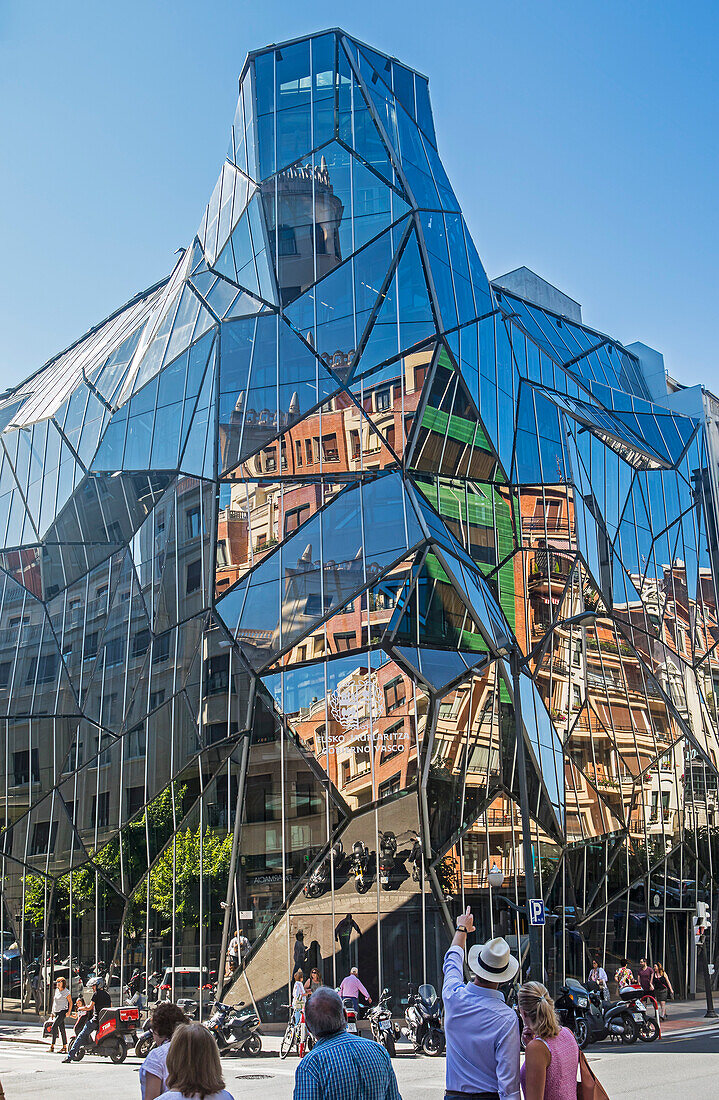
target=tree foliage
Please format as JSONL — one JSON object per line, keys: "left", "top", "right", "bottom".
{"left": 21, "top": 784, "right": 232, "bottom": 937}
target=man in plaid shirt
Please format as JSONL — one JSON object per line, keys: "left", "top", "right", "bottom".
{"left": 294, "top": 988, "right": 401, "bottom": 1100}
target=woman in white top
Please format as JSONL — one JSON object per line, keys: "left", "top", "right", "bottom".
{"left": 163, "top": 1021, "right": 234, "bottom": 1100}
{"left": 139, "top": 1002, "right": 189, "bottom": 1100}
{"left": 48, "top": 977, "right": 73, "bottom": 1053}
{"left": 292, "top": 968, "right": 306, "bottom": 1026}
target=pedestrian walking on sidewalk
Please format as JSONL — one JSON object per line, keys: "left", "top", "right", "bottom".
{"left": 338, "top": 966, "right": 371, "bottom": 1014}
{"left": 48, "top": 977, "right": 73, "bottom": 1053}
{"left": 637, "top": 958, "right": 654, "bottom": 994}
{"left": 518, "top": 982, "right": 593, "bottom": 1100}
{"left": 442, "top": 906, "right": 520, "bottom": 1100}
{"left": 294, "top": 987, "right": 401, "bottom": 1100}
{"left": 163, "top": 1022, "right": 234, "bottom": 1100}
{"left": 139, "top": 1002, "right": 189, "bottom": 1100}
{"left": 586, "top": 958, "right": 608, "bottom": 1001}
{"left": 652, "top": 963, "right": 674, "bottom": 1020}
{"left": 293, "top": 969, "right": 307, "bottom": 1026}
{"left": 614, "top": 959, "right": 634, "bottom": 991}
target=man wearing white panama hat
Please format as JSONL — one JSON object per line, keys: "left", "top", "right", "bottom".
{"left": 442, "top": 906, "right": 520, "bottom": 1100}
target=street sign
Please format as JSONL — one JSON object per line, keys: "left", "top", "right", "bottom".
{"left": 529, "top": 899, "right": 546, "bottom": 926}
{"left": 238, "top": 910, "right": 253, "bottom": 920}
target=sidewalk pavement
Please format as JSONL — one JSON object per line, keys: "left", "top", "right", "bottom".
{"left": 2, "top": 998, "right": 718, "bottom": 1047}
{"left": 648, "top": 995, "right": 719, "bottom": 1033}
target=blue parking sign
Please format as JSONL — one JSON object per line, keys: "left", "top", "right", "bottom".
{"left": 529, "top": 899, "right": 546, "bottom": 926}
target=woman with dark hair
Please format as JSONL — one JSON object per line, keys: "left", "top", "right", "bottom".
{"left": 304, "top": 967, "right": 323, "bottom": 995}
{"left": 139, "top": 1002, "right": 188, "bottom": 1100}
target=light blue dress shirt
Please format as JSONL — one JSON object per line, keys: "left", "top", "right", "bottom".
{"left": 442, "top": 945, "right": 521, "bottom": 1100}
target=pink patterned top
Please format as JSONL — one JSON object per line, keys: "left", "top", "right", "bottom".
{"left": 520, "top": 1026, "right": 579, "bottom": 1100}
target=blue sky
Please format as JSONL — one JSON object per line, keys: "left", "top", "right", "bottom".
{"left": 1, "top": 1, "right": 717, "bottom": 393}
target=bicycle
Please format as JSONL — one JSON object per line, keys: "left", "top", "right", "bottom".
{"left": 279, "top": 1001, "right": 314, "bottom": 1058}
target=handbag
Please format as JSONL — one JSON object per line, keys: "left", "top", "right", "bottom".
{"left": 577, "top": 1049, "right": 609, "bottom": 1100}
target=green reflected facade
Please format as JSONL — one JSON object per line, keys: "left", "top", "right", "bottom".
{"left": 1, "top": 30, "right": 718, "bottom": 1017}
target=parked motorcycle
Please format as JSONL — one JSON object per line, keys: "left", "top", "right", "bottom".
{"left": 342, "top": 996, "right": 359, "bottom": 1034}
{"left": 204, "top": 1000, "right": 262, "bottom": 1055}
{"left": 587, "top": 985, "right": 654, "bottom": 1044}
{"left": 378, "top": 832, "right": 397, "bottom": 890}
{"left": 402, "top": 983, "right": 444, "bottom": 1055}
{"left": 133, "top": 1015, "right": 153, "bottom": 1059}
{"left": 66, "top": 1007, "right": 140, "bottom": 1063}
{"left": 350, "top": 840, "right": 371, "bottom": 894}
{"left": 554, "top": 980, "right": 596, "bottom": 1047}
{"left": 368, "top": 988, "right": 400, "bottom": 1056}
{"left": 304, "top": 841, "right": 344, "bottom": 899}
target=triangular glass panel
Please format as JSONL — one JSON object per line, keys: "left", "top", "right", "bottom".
{"left": 338, "top": 42, "right": 400, "bottom": 190}
{"left": 219, "top": 315, "right": 340, "bottom": 475}
{"left": 216, "top": 471, "right": 425, "bottom": 670}
{"left": 349, "top": 228, "right": 435, "bottom": 383}
{"left": 284, "top": 225, "right": 398, "bottom": 382}
{"left": 213, "top": 193, "right": 278, "bottom": 306}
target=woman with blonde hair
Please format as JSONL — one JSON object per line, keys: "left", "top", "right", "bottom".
{"left": 518, "top": 982, "right": 593, "bottom": 1100}
{"left": 163, "top": 1023, "right": 234, "bottom": 1100}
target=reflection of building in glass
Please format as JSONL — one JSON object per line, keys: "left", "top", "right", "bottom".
{"left": 2, "top": 28, "right": 719, "bottom": 1018}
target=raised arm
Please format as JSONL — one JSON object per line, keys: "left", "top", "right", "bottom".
{"left": 443, "top": 906, "right": 474, "bottom": 1001}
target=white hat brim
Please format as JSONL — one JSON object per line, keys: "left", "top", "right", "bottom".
{"left": 467, "top": 943, "right": 519, "bottom": 983}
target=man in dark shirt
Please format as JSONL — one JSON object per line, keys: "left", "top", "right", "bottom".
{"left": 637, "top": 958, "right": 654, "bottom": 994}
{"left": 64, "top": 978, "right": 112, "bottom": 1061}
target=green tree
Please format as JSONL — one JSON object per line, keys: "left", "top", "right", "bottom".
{"left": 149, "top": 824, "right": 233, "bottom": 935}
{"left": 23, "top": 783, "right": 184, "bottom": 931}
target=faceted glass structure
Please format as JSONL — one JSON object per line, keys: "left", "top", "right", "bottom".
{"left": 2, "top": 29, "right": 718, "bottom": 1015}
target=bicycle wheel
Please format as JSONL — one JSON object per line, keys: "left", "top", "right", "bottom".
{"left": 280, "top": 1023, "right": 296, "bottom": 1059}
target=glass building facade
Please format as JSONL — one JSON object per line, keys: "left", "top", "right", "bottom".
{"left": 2, "top": 29, "right": 718, "bottom": 1017}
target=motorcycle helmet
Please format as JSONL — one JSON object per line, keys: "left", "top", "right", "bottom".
{"left": 91, "top": 976, "right": 106, "bottom": 990}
